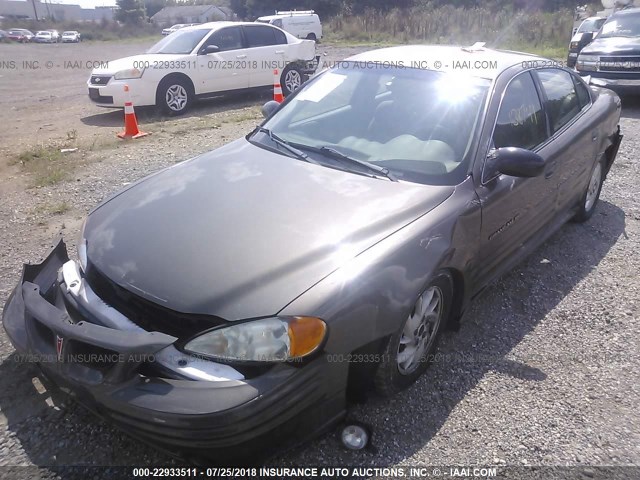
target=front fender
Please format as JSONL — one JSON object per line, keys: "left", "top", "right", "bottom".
{"left": 279, "top": 178, "right": 481, "bottom": 355}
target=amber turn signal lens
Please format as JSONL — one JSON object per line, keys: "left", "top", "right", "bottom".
{"left": 288, "top": 316, "right": 326, "bottom": 358}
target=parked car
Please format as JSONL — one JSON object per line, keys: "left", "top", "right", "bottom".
{"left": 576, "top": 7, "right": 640, "bottom": 93}
{"left": 7, "top": 28, "right": 34, "bottom": 43}
{"left": 256, "top": 10, "right": 322, "bottom": 41}
{"left": 87, "top": 21, "right": 319, "bottom": 115}
{"left": 47, "top": 29, "right": 60, "bottom": 42}
{"left": 161, "top": 23, "right": 189, "bottom": 36}
{"left": 567, "top": 16, "right": 607, "bottom": 67}
{"left": 4, "top": 44, "right": 623, "bottom": 463}
{"left": 61, "top": 30, "right": 81, "bottom": 43}
{"left": 34, "top": 31, "right": 55, "bottom": 43}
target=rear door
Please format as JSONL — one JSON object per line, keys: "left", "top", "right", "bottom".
{"left": 534, "top": 68, "right": 598, "bottom": 212}
{"left": 475, "top": 71, "right": 556, "bottom": 282}
{"left": 242, "top": 24, "right": 288, "bottom": 88}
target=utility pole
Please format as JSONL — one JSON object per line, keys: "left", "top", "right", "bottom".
{"left": 31, "top": 0, "right": 39, "bottom": 21}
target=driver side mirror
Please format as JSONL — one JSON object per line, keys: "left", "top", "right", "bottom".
{"left": 261, "top": 100, "right": 281, "bottom": 119}
{"left": 201, "top": 44, "right": 220, "bottom": 55}
{"left": 488, "top": 147, "right": 545, "bottom": 178}
{"left": 579, "top": 32, "right": 594, "bottom": 46}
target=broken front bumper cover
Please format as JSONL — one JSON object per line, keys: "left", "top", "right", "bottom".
{"left": 2, "top": 238, "right": 346, "bottom": 462}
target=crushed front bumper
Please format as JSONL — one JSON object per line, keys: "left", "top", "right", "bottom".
{"left": 2, "top": 239, "right": 346, "bottom": 463}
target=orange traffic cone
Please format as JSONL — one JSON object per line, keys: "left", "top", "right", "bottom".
{"left": 273, "top": 69, "right": 284, "bottom": 103}
{"left": 117, "top": 85, "right": 149, "bottom": 139}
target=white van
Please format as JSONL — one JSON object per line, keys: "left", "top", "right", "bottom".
{"left": 256, "top": 10, "right": 322, "bottom": 41}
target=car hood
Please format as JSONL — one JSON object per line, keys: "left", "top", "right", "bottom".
{"left": 582, "top": 36, "right": 640, "bottom": 55}
{"left": 92, "top": 54, "right": 187, "bottom": 75}
{"left": 84, "top": 139, "right": 455, "bottom": 321}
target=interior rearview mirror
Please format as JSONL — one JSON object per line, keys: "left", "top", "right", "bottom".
{"left": 489, "top": 147, "right": 545, "bottom": 178}
{"left": 261, "top": 100, "right": 281, "bottom": 119}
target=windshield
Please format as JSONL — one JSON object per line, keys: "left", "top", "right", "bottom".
{"left": 257, "top": 64, "right": 490, "bottom": 185}
{"left": 37, "top": 31, "right": 50, "bottom": 36}
{"left": 147, "top": 28, "right": 210, "bottom": 54}
{"left": 578, "top": 18, "right": 606, "bottom": 33}
{"left": 600, "top": 14, "right": 640, "bottom": 38}
{"left": 63, "top": 31, "right": 76, "bottom": 35}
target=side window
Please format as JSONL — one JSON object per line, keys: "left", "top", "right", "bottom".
{"left": 493, "top": 72, "right": 547, "bottom": 150}
{"left": 573, "top": 75, "right": 592, "bottom": 109}
{"left": 273, "top": 28, "right": 287, "bottom": 45}
{"left": 244, "top": 25, "right": 277, "bottom": 48}
{"left": 205, "top": 27, "right": 243, "bottom": 52}
{"left": 537, "top": 69, "right": 582, "bottom": 133}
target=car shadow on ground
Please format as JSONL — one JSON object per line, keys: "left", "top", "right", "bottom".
{"left": 0, "top": 200, "right": 626, "bottom": 469}
{"left": 79, "top": 89, "right": 273, "bottom": 128}
{"left": 274, "top": 200, "right": 626, "bottom": 465}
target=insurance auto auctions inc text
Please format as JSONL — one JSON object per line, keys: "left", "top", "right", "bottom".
{"left": 256, "top": 466, "right": 498, "bottom": 478}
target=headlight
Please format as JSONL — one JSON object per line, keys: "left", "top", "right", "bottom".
{"left": 113, "top": 67, "right": 144, "bottom": 80}
{"left": 570, "top": 41, "right": 579, "bottom": 49}
{"left": 578, "top": 55, "right": 598, "bottom": 62}
{"left": 183, "top": 316, "right": 327, "bottom": 362}
{"left": 77, "top": 219, "right": 87, "bottom": 271}
{"left": 576, "top": 54, "right": 598, "bottom": 72}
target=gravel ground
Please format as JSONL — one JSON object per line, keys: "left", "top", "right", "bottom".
{"left": 0, "top": 49, "right": 639, "bottom": 478}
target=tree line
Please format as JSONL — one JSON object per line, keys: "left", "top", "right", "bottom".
{"left": 117, "top": 0, "right": 583, "bottom": 24}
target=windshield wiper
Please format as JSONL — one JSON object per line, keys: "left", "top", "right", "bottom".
{"left": 317, "top": 146, "right": 398, "bottom": 182}
{"left": 254, "top": 127, "right": 317, "bottom": 164}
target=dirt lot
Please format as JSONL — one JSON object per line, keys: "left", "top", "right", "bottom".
{"left": 0, "top": 39, "right": 639, "bottom": 478}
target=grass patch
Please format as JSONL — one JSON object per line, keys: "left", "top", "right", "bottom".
{"left": 13, "top": 142, "right": 79, "bottom": 188}
{"left": 33, "top": 201, "right": 71, "bottom": 216}
{"left": 325, "top": 6, "right": 573, "bottom": 57}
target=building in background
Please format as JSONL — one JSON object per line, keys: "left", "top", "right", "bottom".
{"left": 150, "top": 5, "right": 235, "bottom": 26}
{"left": 0, "top": 0, "right": 116, "bottom": 22}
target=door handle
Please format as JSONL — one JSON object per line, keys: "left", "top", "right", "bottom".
{"left": 236, "top": 54, "right": 247, "bottom": 59}
{"left": 275, "top": 50, "right": 285, "bottom": 54}
{"left": 592, "top": 129, "right": 599, "bottom": 142}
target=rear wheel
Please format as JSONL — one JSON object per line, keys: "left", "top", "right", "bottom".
{"left": 281, "top": 65, "right": 304, "bottom": 96}
{"left": 157, "top": 76, "right": 193, "bottom": 115}
{"left": 573, "top": 158, "right": 605, "bottom": 223}
{"left": 374, "top": 273, "right": 452, "bottom": 397}
{"left": 306, "top": 33, "right": 317, "bottom": 42}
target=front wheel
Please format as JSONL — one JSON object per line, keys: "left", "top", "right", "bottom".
{"left": 573, "top": 158, "right": 605, "bottom": 223}
{"left": 374, "top": 273, "right": 452, "bottom": 397}
{"left": 281, "top": 65, "right": 305, "bottom": 96}
{"left": 157, "top": 77, "right": 193, "bottom": 115}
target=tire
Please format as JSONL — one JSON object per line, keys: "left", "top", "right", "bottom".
{"left": 573, "top": 158, "right": 605, "bottom": 223}
{"left": 374, "top": 273, "right": 452, "bottom": 397}
{"left": 306, "top": 33, "right": 317, "bottom": 42}
{"left": 281, "top": 65, "right": 305, "bottom": 96}
{"left": 157, "top": 76, "right": 193, "bottom": 115}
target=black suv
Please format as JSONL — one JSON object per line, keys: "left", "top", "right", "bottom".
{"left": 576, "top": 8, "right": 640, "bottom": 93}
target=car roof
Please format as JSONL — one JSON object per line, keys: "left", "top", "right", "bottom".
{"left": 344, "top": 45, "right": 546, "bottom": 80}
{"left": 182, "top": 21, "right": 275, "bottom": 32}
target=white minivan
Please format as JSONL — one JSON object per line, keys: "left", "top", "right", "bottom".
{"left": 256, "top": 10, "right": 322, "bottom": 41}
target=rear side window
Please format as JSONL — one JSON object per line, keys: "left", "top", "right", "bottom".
{"left": 573, "top": 75, "right": 592, "bottom": 109}
{"left": 493, "top": 72, "right": 547, "bottom": 150}
{"left": 273, "top": 28, "right": 287, "bottom": 45}
{"left": 244, "top": 25, "right": 278, "bottom": 47}
{"left": 536, "top": 69, "right": 582, "bottom": 133}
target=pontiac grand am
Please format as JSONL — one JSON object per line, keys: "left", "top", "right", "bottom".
{"left": 3, "top": 45, "right": 622, "bottom": 463}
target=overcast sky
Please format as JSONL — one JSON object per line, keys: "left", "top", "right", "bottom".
{"left": 48, "top": 0, "right": 117, "bottom": 8}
